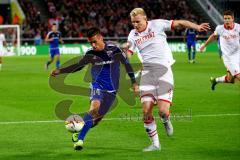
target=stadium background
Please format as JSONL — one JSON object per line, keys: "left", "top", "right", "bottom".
{"left": 0, "top": 0, "right": 239, "bottom": 56}
{"left": 0, "top": 0, "right": 239, "bottom": 160}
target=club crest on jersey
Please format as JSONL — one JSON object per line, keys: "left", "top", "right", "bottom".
{"left": 106, "top": 50, "right": 113, "bottom": 57}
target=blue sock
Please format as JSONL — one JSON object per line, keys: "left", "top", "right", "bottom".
{"left": 56, "top": 60, "right": 60, "bottom": 69}
{"left": 188, "top": 48, "right": 191, "bottom": 60}
{"left": 78, "top": 113, "right": 93, "bottom": 141}
{"left": 192, "top": 51, "right": 196, "bottom": 60}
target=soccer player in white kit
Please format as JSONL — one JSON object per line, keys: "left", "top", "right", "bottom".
{"left": 127, "top": 8, "right": 210, "bottom": 152}
{"left": 200, "top": 10, "right": 240, "bottom": 90}
{"left": 0, "top": 30, "right": 6, "bottom": 70}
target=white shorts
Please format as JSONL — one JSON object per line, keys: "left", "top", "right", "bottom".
{"left": 0, "top": 48, "right": 4, "bottom": 56}
{"left": 222, "top": 53, "right": 240, "bottom": 76}
{"left": 139, "top": 64, "right": 174, "bottom": 104}
{"left": 223, "top": 60, "right": 240, "bottom": 76}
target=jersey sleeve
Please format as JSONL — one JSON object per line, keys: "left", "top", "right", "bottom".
{"left": 114, "top": 48, "right": 136, "bottom": 84}
{"left": 116, "top": 47, "right": 128, "bottom": 64}
{"left": 127, "top": 32, "right": 136, "bottom": 54}
{"left": 59, "top": 31, "right": 62, "bottom": 38}
{"left": 214, "top": 25, "right": 221, "bottom": 36}
{"left": 46, "top": 32, "right": 50, "bottom": 37}
{"left": 46, "top": 31, "right": 52, "bottom": 39}
{"left": 154, "top": 19, "right": 174, "bottom": 31}
{"left": 59, "top": 54, "right": 91, "bottom": 73}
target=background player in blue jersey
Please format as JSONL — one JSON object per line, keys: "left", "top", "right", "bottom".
{"left": 45, "top": 23, "right": 63, "bottom": 70}
{"left": 185, "top": 28, "right": 198, "bottom": 63}
{"left": 51, "top": 27, "right": 138, "bottom": 151}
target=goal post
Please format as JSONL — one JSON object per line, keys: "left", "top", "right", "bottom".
{"left": 0, "top": 24, "right": 20, "bottom": 56}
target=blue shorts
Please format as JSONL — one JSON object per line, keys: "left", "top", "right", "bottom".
{"left": 187, "top": 41, "right": 196, "bottom": 49}
{"left": 90, "top": 88, "right": 116, "bottom": 115}
{"left": 50, "top": 48, "right": 60, "bottom": 58}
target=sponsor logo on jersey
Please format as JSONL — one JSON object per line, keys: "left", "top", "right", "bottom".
{"left": 222, "top": 34, "right": 238, "bottom": 40}
{"left": 95, "top": 60, "right": 114, "bottom": 65}
{"left": 135, "top": 32, "right": 155, "bottom": 46}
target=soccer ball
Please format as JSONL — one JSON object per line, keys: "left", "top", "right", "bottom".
{"left": 65, "top": 114, "right": 85, "bottom": 133}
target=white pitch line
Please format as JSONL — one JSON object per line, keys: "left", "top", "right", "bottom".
{"left": 191, "top": 113, "right": 240, "bottom": 117}
{"left": 0, "top": 120, "right": 63, "bottom": 125}
{"left": 0, "top": 113, "right": 239, "bottom": 125}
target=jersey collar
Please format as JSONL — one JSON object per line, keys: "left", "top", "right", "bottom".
{"left": 224, "top": 23, "right": 235, "bottom": 30}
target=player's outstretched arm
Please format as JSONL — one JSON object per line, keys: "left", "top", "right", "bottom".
{"left": 116, "top": 51, "right": 139, "bottom": 95}
{"left": 51, "top": 63, "right": 84, "bottom": 76}
{"left": 125, "top": 64, "right": 138, "bottom": 95}
{"left": 51, "top": 55, "right": 91, "bottom": 76}
{"left": 120, "top": 42, "right": 132, "bottom": 59}
{"left": 173, "top": 20, "right": 211, "bottom": 32}
{"left": 200, "top": 33, "right": 218, "bottom": 52}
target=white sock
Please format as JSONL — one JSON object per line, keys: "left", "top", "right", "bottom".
{"left": 144, "top": 121, "right": 160, "bottom": 147}
{"left": 216, "top": 75, "right": 226, "bottom": 83}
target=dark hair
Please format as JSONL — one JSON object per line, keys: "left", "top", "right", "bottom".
{"left": 52, "top": 23, "right": 56, "bottom": 26}
{"left": 87, "top": 27, "right": 101, "bottom": 38}
{"left": 224, "top": 10, "right": 234, "bottom": 17}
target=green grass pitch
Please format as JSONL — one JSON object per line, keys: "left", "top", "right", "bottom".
{"left": 0, "top": 52, "right": 239, "bottom": 160}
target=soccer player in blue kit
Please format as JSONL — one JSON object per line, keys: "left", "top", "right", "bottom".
{"left": 51, "top": 27, "right": 138, "bottom": 150}
{"left": 185, "top": 28, "right": 197, "bottom": 63}
{"left": 45, "top": 23, "right": 63, "bottom": 69}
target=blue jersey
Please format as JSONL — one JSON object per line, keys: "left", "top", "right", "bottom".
{"left": 59, "top": 42, "right": 135, "bottom": 92}
{"left": 186, "top": 29, "right": 197, "bottom": 43}
{"left": 47, "top": 31, "right": 62, "bottom": 49}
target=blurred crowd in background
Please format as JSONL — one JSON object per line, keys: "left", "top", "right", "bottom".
{"left": 17, "top": 0, "right": 202, "bottom": 39}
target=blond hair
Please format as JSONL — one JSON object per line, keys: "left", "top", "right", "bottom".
{"left": 130, "top": 8, "right": 146, "bottom": 17}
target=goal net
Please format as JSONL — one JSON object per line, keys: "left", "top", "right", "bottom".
{"left": 0, "top": 25, "right": 20, "bottom": 56}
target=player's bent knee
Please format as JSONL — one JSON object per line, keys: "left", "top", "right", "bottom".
{"left": 143, "top": 109, "right": 154, "bottom": 122}
{"left": 159, "top": 107, "right": 169, "bottom": 115}
{"left": 88, "top": 109, "right": 104, "bottom": 127}
{"left": 143, "top": 114, "right": 154, "bottom": 123}
{"left": 158, "top": 105, "right": 170, "bottom": 118}
{"left": 142, "top": 107, "right": 152, "bottom": 115}
{"left": 226, "top": 74, "right": 235, "bottom": 83}
{"left": 229, "top": 77, "right": 235, "bottom": 83}
{"left": 158, "top": 103, "right": 170, "bottom": 113}
{"left": 234, "top": 75, "right": 240, "bottom": 81}
{"left": 91, "top": 114, "right": 103, "bottom": 128}
{"left": 89, "top": 109, "right": 98, "bottom": 117}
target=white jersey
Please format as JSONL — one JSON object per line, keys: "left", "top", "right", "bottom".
{"left": 214, "top": 23, "right": 240, "bottom": 63}
{"left": 128, "top": 19, "right": 175, "bottom": 66}
{"left": 0, "top": 33, "right": 6, "bottom": 50}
